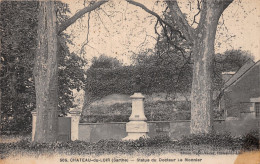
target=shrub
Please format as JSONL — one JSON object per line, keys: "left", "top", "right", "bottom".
{"left": 82, "top": 101, "right": 192, "bottom": 122}
{"left": 177, "top": 132, "right": 243, "bottom": 149}
{"left": 2, "top": 132, "right": 258, "bottom": 159}
{"left": 0, "top": 135, "right": 174, "bottom": 158}
{"left": 241, "top": 130, "right": 259, "bottom": 151}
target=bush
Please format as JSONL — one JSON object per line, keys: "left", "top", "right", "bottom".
{"left": 177, "top": 131, "right": 260, "bottom": 152}
{"left": 241, "top": 131, "right": 259, "bottom": 151}
{"left": 82, "top": 101, "right": 192, "bottom": 122}
{"left": 0, "top": 135, "right": 174, "bottom": 158}
{"left": 177, "top": 132, "right": 243, "bottom": 149}
{"left": 83, "top": 100, "right": 223, "bottom": 123}
{"left": 2, "top": 132, "right": 258, "bottom": 159}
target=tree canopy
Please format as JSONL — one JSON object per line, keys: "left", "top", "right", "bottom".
{"left": 0, "top": 1, "right": 86, "bottom": 133}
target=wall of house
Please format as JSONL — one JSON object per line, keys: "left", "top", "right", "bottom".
{"left": 78, "top": 118, "right": 258, "bottom": 142}
{"left": 222, "top": 63, "right": 260, "bottom": 117}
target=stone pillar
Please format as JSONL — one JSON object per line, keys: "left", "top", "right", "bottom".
{"left": 123, "top": 93, "right": 149, "bottom": 140}
{"left": 31, "top": 110, "right": 37, "bottom": 141}
{"left": 69, "top": 110, "right": 81, "bottom": 141}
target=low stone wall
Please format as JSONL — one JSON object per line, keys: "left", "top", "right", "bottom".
{"left": 31, "top": 111, "right": 258, "bottom": 142}
{"left": 78, "top": 118, "right": 259, "bottom": 142}
{"left": 217, "top": 118, "right": 258, "bottom": 136}
{"left": 79, "top": 122, "right": 127, "bottom": 142}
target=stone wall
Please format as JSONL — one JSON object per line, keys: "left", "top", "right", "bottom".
{"left": 79, "top": 122, "right": 127, "bottom": 142}
{"left": 78, "top": 118, "right": 258, "bottom": 142}
{"left": 32, "top": 112, "right": 258, "bottom": 142}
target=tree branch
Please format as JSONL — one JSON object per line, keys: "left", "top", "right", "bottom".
{"left": 218, "top": 0, "right": 234, "bottom": 10}
{"left": 80, "top": 12, "right": 91, "bottom": 55}
{"left": 197, "top": 0, "right": 234, "bottom": 33}
{"left": 191, "top": 0, "right": 201, "bottom": 26}
{"left": 166, "top": 0, "right": 195, "bottom": 43}
{"left": 94, "top": 10, "right": 109, "bottom": 32}
{"left": 126, "top": 0, "right": 185, "bottom": 40}
{"left": 58, "top": 0, "right": 108, "bottom": 34}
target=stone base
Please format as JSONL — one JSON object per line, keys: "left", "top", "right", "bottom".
{"left": 123, "top": 121, "right": 149, "bottom": 140}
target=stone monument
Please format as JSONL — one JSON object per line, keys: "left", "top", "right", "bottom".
{"left": 123, "top": 75, "right": 149, "bottom": 140}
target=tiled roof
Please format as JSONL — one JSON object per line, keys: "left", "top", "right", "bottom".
{"left": 224, "top": 59, "right": 258, "bottom": 89}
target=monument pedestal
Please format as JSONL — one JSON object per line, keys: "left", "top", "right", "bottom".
{"left": 123, "top": 93, "right": 149, "bottom": 140}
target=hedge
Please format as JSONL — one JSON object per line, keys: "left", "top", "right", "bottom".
{"left": 81, "top": 101, "right": 224, "bottom": 123}
{"left": 1, "top": 132, "right": 258, "bottom": 159}
{"left": 85, "top": 65, "right": 192, "bottom": 100}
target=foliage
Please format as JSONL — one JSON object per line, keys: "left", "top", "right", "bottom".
{"left": 91, "top": 55, "right": 122, "bottom": 69}
{"left": 178, "top": 132, "right": 241, "bottom": 148}
{"left": 85, "top": 49, "right": 252, "bottom": 105}
{"left": 1, "top": 132, "right": 258, "bottom": 159}
{"left": 81, "top": 101, "right": 224, "bottom": 123}
{"left": 0, "top": 135, "right": 172, "bottom": 158}
{"left": 212, "top": 49, "right": 254, "bottom": 90}
{"left": 0, "top": 1, "right": 86, "bottom": 133}
{"left": 177, "top": 131, "right": 259, "bottom": 151}
{"left": 240, "top": 131, "right": 259, "bottom": 151}
{"left": 214, "top": 49, "right": 254, "bottom": 72}
{"left": 0, "top": 1, "right": 38, "bottom": 133}
{"left": 85, "top": 54, "right": 192, "bottom": 104}
{"left": 153, "top": 7, "right": 191, "bottom": 67}
{"left": 58, "top": 38, "right": 87, "bottom": 115}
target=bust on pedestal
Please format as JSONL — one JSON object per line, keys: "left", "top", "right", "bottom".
{"left": 123, "top": 75, "right": 149, "bottom": 140}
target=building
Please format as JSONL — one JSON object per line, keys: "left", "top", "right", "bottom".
{"left": 220, "top": 59, "right": 260, "bottom": 119}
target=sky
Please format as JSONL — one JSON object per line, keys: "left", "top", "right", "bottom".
{"left": 62, "top": 0, "right": 260, "bottom": 65}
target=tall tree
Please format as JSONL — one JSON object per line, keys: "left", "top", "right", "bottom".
{"left": 0, "top": 1, "right": 38, "bottom": 133}
{"left": 34, "top": 0, "right": 107, "bottom": 143}
{"left": 34, "top": 0, "right": 59, "bottom": 142}
{"left": 0, "top": 1, "right": 87, "bottom": 134}
{"left": 126, "top": 0, "right": 234, "bottom": 134}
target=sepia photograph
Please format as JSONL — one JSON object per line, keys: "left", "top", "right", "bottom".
{"left": 0, "top": 0, "right": 259, "bottom": 163}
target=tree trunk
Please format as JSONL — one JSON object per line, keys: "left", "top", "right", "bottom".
{"left": 32, "top": 0, "right": 108, "bottom": 143}
{"left": 190, "top": 2, "right": 226, "bottom": 134}
{"left": 126, "top": 0, "right": 234, "bottom": 134}
{"left": 34, "top": 0, "right": 58, "bottom": 143}
{"left": 0, "top": 86, "right": 1, "bottom": 132}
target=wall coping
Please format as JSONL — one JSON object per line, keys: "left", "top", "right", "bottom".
{"left": 250, "top": 97, "right": 260, "bottom": 102}
{"left": 79, "top": 119, "right": 226, "bottom": 125}
{"left": 31, "top": 110, "right": 37, "bottom": 116}
{"left": 241, "top": 111, "right": 256, "bottom": 113}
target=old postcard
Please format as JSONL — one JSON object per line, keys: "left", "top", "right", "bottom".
{"left": 0, "top": 0, "right": 259, "bottom": 164}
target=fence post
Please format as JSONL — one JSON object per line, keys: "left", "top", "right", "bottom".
{"left": 31, "top": 110, "right": 37, "bottom": 141}
{"left": 69, "top": 110, "right": 81, "bottom": 141}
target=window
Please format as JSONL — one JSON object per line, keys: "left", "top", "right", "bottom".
{"left": 256, "top": 102, "right": 260, "bottom": 118}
